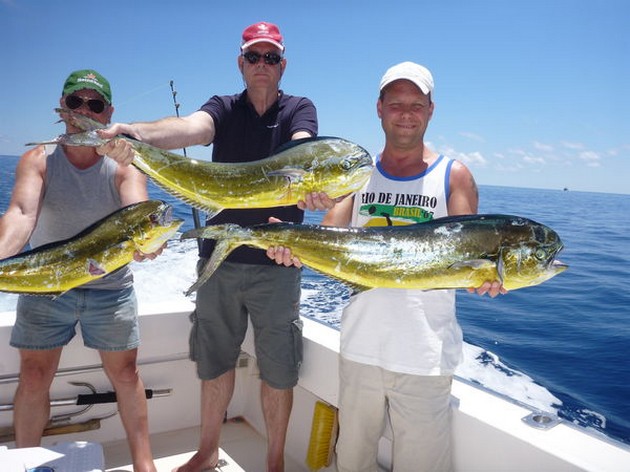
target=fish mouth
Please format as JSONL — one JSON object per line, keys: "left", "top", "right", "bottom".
{"left": 551, "top": 259, "right": 568, "bottom": 271}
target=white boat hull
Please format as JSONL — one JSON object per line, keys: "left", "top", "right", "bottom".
{"left": 1, "top": 302, "right": 629, "bottom": 471}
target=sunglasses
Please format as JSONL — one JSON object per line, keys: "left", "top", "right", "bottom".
{"left": 64, "top": 95, "right": 107, "bottom": 114}
{"left": 242, "top": 51, "right": 283, "bottom": 65}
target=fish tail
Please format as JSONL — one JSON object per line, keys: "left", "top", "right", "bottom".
{"left": 182, "top": 224, "right": 253, "bottom": 296}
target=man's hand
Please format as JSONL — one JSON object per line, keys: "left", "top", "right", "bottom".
{"left": 266, "top": 217, "right": 302, "bottom": 267}
{"left": 297, "top": 192, "right": 346, "bottom": 211}
{"left": 96, "top": 138, "right": 135, "bottom": 166}
{"left": 467, "top": 281, "right": 508, "bottom": 298}
{"left": 266, "top": 246, "right": 302, "bottom": 268}
{"left": 96, "top": 123, "right": 138, "bottom": 166}
{"left": 133, "top": 243, "right": 167, "bottom": 262}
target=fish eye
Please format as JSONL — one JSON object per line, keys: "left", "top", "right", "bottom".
{"left": 340, "top": 156, "right": 357, "bottom": 171}
{"left": 535, "top": 248, "right": 547, "bottom": 260}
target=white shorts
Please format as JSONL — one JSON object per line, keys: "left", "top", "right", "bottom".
{"left": 336, "top": 357, "right": 454, "bottom": 472}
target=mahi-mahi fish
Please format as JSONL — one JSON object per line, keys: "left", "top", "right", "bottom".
{"left": 181, "top": 214, "right": 567, "bottom": 296}
{"left": 0, "top": 200, "right": 183, "bottom": 295}
{"left": 28, "top": 110, "right": 374, "bottom": 219}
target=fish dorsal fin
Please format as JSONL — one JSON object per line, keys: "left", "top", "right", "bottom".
{"left": 272, "top": 136, "right": 336, "bottom": 154}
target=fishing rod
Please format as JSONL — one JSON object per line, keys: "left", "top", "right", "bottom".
{"left": 170, "top": 80, "right": 203, "bottom": 250}
{"left": 0, "top": 381, "right": 172, "bottom": 442}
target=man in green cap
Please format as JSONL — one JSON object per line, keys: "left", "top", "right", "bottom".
{"left": 62, "top": 69, "right": 113, "bottom": 105}
{"left": 0, "top": 69, "right": 160, "bottom": 472}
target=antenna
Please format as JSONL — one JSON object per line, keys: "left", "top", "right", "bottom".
{"left": 169, "top": 80, "right": 203, "bottom": 249}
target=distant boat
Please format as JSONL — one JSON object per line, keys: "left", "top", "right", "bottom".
{"left": 564, "top": 187, "right": 569, "bottom": 191}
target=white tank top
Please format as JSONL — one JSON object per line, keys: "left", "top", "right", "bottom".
{"left": 341, "top": 154, "right": 463, "bottom": 375}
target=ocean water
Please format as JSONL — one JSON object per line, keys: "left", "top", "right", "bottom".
{"left": 1, "top": 154, "right": 629, "bottom": 445}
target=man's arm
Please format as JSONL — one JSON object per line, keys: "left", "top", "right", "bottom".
{"left": 321, "top": 196, "right": 353, "bottom": 226}
{"left": 448, "top": 161, "right": 506, "bottom": 297}
{"left": 0, "top": 146, "right": 47, "bottom": 259}
{"left": 98, "top": 111, "right": 216, "bottom": 166}
{"left": 116, "top": 166, "right": 148, "bottom": 207}
{"left": 446, "top": 161, "right": 478, "bottom": 216}
{"left": 291, "top": 130, "right": 312, "bottom": 140}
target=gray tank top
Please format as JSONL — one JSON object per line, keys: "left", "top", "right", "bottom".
{"left": 30, "top": 145, "right": 133, "bottom": 290}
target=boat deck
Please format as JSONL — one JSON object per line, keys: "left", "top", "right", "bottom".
{"left": 103, "top": 417, "right": 312, "bottom": 472}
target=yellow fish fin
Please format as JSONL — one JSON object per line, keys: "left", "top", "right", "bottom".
{"left": 448, "top": 259, "right": 496, "bottom": 270}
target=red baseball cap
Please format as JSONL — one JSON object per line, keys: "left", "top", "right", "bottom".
{"left": 241, "top": 22, "right": 285, "bottom": 52}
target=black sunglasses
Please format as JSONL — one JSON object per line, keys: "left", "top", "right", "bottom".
{"left": 65, "top": 95, "right": 106, "bottom": 114}
{"left": 242, "top": 51, "right": 283, "bottom": 65}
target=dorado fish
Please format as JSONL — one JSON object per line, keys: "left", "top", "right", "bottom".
{"left": 0, "top": 200, "right": 183, "bottom": 295}
{"left": 30, "top": 111, "right": 374, "bottom": 219}
{"left": 181, "top": 214, "right": 567, "bottom": 295}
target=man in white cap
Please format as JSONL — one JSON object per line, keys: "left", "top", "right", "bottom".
{"left": 334, "top": 61, "right": 505, "bottom": 471}
{"left": 100, "top": 22, "right": 335, "bottom": 472}
{"left": 270, "top": 61, "right": 505, "bottom": 471}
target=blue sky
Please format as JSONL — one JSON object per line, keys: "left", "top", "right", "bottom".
{"left": 1, "top": 0, "right": 628, "bottom": 195}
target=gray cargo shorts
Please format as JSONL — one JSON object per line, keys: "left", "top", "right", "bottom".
{"left": 189, "top": 260, "right": 303, "bottom": 389}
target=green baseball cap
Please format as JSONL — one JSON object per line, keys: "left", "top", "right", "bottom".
{"left": 62, "top": 69, "right": 112, "bottom": 104}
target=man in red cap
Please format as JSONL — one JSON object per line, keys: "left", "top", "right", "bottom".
{"left": 101, "top": 22, "right": 335, "bottom": 472}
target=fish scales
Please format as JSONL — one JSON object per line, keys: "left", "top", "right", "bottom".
{"left": 182, "top": 214, "right": 567, "bottom": 294}
{"left": 0, "top": 200, "right": 183, "bottom": 295}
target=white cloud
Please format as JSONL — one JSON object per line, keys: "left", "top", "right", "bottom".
{"left": 523, "top": 155, "right": 546, "bottom": 165}
{"left": 561, "top": 141, "right": 585, "bottom": 150}
{"left": 459, "top": 131, "right": 485, "bottom": 143}
{"left": 438, "top": 144, "right": 488, "bottom": 167}
{"left": 578, "top": 151, "right": 601, "bottom": 167}
{"left": 495, "top": 162, "right": 524, "bottom": 172}
{"left": 507, "top": 148, "right": 527, "bottom": 157}
{"left": 533, "top": 141, "right": 554, "bottom": 152}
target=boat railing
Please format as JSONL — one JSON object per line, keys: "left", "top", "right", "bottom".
{"left": 0, "top": 352, "right": 189, "bottom": 386}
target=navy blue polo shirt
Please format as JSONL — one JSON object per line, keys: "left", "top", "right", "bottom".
{"left": 198, "top": 90, "right": 318, "bottom": 264}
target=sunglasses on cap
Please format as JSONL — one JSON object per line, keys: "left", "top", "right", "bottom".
{"left": 242, "top": 51, "right": 283, "bottom": 65}
{"left": 64, "top": 95, "right": 107, "bottom": 114}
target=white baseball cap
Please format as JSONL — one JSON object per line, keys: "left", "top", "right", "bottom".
{"left": 379, "top": 61, "right": 434, "bottom": 96}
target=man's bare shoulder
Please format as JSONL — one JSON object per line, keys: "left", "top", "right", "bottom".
{"left": 17, "top": 145, "right": 48, "bottom": 172}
